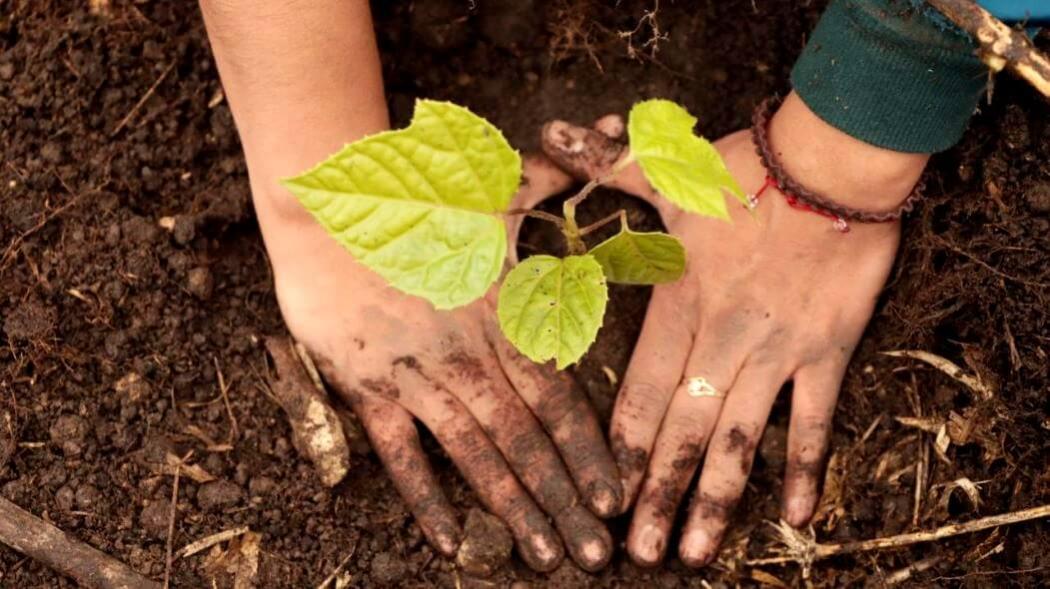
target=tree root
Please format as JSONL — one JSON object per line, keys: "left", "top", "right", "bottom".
{"left": 927, "top": 0, "right": 1050, "bottom": 97}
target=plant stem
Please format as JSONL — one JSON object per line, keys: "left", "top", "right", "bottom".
{"left": 560, "top": 163, "right": 628, "bottom": 254}
{"left": 579, "top": 210, "right": 627, "bottom": 237}
{"left": 505, "top": 208, "right": 566, "bottom": 228}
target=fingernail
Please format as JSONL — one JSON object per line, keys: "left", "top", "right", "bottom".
{"left": 679, "top": 529, "right": 715, "bottom": 567}
{"left": 784, "top": 496, "right": 812, "bottom": 527}
{"left": 580, "top": 537, "right": 608, "bottom": 569}
{"left": 530, "top": 532, "right": 562, "bottom": 569}
{"left": 631, "top": 524, "right": 665, "bottom": 566}
{"left": 587, "top": 481, "right": 619, "bottom": 517}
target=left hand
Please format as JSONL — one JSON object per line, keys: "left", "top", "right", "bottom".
{"left": 540, "top": 93, "right": 926, "bottom": 567}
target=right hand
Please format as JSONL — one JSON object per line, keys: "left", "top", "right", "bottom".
{"left": 257, "top": 157, "right": 621, "bottom": 572}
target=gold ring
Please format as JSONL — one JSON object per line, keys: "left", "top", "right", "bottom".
{"left": 686, "top": 376, "right": 724, "bottom": 399}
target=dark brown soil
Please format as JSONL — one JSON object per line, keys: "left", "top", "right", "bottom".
{"left": 1, "top": 1, "right": 1047, "bottom": 587}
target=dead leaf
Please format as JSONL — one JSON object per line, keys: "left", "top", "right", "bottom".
{"left": 933, "top": 424, "right": 952, "bottom": 463}
{"left": 203, "top": 531, "right": 261, "bottom": 589}
{"left": 812, "top": 451, "right": 845, "bottom": 531}
{"left": 750, "top": 568, "right": 789, "bottom": 587}
{"left": 163, "top": 452, "right": 215, "bottom": 483}
{"left": 177, "top": 527, "right": 250, "bottom": 560}
{"left": 896, "top": 416, "right": 943, "bottom": 434}
{"left": 882, "top": 350, "right": 995, "bottom": 399}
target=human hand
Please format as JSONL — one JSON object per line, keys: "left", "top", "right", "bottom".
{"left": 541, "top": 93, "right": 928, "bottom": 567}
{"left": 256, "top": 157, "right": 621, "bottom": 572}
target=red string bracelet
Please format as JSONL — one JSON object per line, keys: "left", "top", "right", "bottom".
{"left": 749, "top": 175, "right": 852, "bottom": 232}
{"left": 748, "top": 96, "right": 924, "bottom": 233}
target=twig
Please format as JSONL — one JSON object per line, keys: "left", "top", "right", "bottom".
{"left": 0, "top": 496, "right": 161, "bottom": 588}
{"left": 749, "top": 505, "right": 1050, "bottom": 572}
{"left": 164, "top": 451, "right": 191, "bottom": 589}
{"left": 111, "top": 61, "right": 175, "bottom": 136}
{"left": 927, "top": 0, "right": 1050, "bottom": 97}
{"left": 176, "top": 526, "right": 250, "bottom": 560}
{"left": 315, "top": 538, "right": 358, "bottom": 589}
{"left": 882, "top": 350, "right": 995, "bottom": 399}
{"left": 886, "top": 555, "right": 943, "bottom": 585}
{"left": 214, "top": 357, "right": 239, "bottom": 441}
{"left": 0, "top": 193, "right": 84, "bottom": 274}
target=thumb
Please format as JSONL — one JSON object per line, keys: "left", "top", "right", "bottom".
{"left": 541, "top": 118, "right": 673, "bottom": 220}
{"left": 541, "top": 119, "right": 626, "bottom": 182}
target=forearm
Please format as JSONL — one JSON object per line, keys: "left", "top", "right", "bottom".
{"left": 199, "top": 0, "right": 388, "bottom": 209}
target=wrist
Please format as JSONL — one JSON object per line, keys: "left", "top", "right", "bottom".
{"left": 767, "top": 93, "right": 929, "bottom": 212}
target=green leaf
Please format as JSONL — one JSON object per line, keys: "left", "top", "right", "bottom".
{"left": 282, "top": 100, "right": 522, "bottom": 309}
{"left": 497, "top": 255, "right": 608, "bottom": 370}
{"left": 589, "top": 223, "right": 685, "bottom": 285}
{"left": 628, "top": 99, "right": 746, "bottom": 220}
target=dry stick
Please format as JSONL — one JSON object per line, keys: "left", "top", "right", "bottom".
{"left": 214, "top": 357, "right": 239, "bottom": 441}
{"left": 0, "top": 496, "right": 161, "bottom": 589}
{"left": 0, "top": 193, "right": 84, "bottom": 274}
{"left": 749, "top": 504, "right": 1050, "bottom": 567}
{"left": 175, "top": 527, "right": 250, "bottom": 560}
{"left": 315, "top": 538, "right": 359, "bottom": 589}
{"left": 927, "top": 0, "right": 1050, "bottom": 97}
{"left": 111, "top": 61, "right": 176, "bottom": 136}
{"left": 162, "top": 453, "right": 188, "bottom": 589}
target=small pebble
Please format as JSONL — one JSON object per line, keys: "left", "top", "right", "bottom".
{"left": 49, "top": 414, "right": 91, "bottom": 457}
{"left": 1025, "top": 182, "right": 1050, "bottom": 214}
{"left": 196, "top": 480, "right": 244, "bottom": 511}
{"left": 140, "top": 499, "right": 171, "bottom": 539}
{"left": 457, "top": 509, "right": 513, "bottom": 578}
{"left": 186, "top": 266, "right": 213, "bottom": 300}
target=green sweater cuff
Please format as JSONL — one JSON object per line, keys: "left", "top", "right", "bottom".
{"left": 791, "top": 0, "right": 986, "bottom": 153}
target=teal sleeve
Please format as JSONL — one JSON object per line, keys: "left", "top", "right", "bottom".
{"left": 791, "top": 0, "right": 987, "bottom": 153}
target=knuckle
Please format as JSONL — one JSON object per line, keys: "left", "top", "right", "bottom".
{"left": 663, "top": 410, "right": 707, "bottom": 436}
{"left": 689, "top": 491, "right": 737, "bottom": 522}
{"left": 535, "top": 379, "right": 587, "bottom": 429}
{"left": 617, "top": 382, "right": 670, "bottom": 419}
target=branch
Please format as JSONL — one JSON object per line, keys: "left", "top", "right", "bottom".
{"left": 927, "top": 0, "right": 1050, "bottom": 97}
{"left": 0, "top": 496, "right": 161, "bottom": 588}
{"left": 748, "top": 504, "right": 1050, "bottom": 577}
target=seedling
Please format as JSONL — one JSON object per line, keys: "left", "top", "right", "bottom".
{"left": 282, "top": 99, "right": 744, "bottom": 368}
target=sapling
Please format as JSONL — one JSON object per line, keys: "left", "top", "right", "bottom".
{"left": 282, "top": 99, "right": 745, "bottom": 368}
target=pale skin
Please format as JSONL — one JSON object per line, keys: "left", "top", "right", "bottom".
{"left": 200, "top": 0, "right": 928, "bottom": 572}
{"left": 541, "top": 94, "right": 926, "bottom": 567}
{"left": 200, "top": 0, "right": 620, "bottom": 572}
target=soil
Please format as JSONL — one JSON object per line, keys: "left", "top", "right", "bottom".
{"left": 1, "top": 1, "right": 1047, "bottom": 587}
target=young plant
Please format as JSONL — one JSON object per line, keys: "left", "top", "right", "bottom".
{"left": 282, "top": 99, "right": 744, "bottom": 368}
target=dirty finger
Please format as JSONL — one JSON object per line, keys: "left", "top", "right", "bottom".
{"left": 678, "top": 365, "right": 787, "bottom": 567}
{"left": 439, "top": 347, "right": 612, "bottom": 570}
{"left": 350, "top": 393, "right": 462, "bottom": 556}
{"left": 398, "top": 366, "right": 565, "bottom": 572}
{"left": 782, "top": 359, "right": 845, "bottom": 527}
